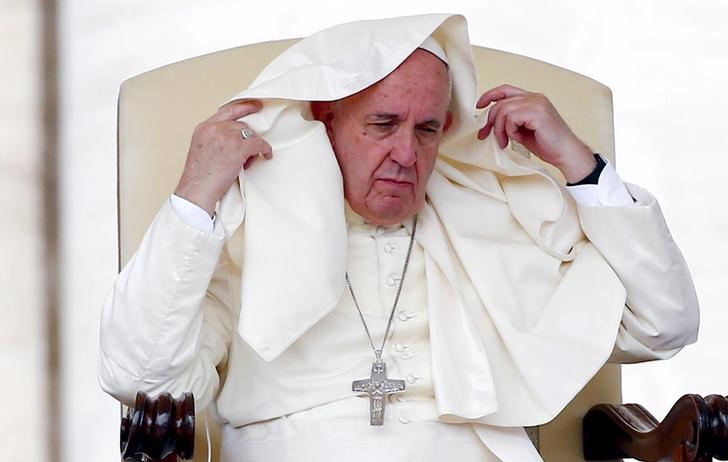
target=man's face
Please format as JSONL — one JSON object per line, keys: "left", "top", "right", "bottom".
{"left": 314, "top": 49, "right": 453, "bottom": 226}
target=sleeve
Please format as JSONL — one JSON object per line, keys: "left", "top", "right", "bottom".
{"left": 575, "top": 183, "right": 700, "bottom": 363}
{"left": 170, "top": 193, "right": 215, "bottom": 233}
{"left": 98, "top": 197, "right": 234, "bottom": 410}
{"left": 566, "top": 156, "right": 635, "bottom": 207}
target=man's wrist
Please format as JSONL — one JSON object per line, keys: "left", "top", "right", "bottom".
{"left": 173, "top": 184, "right": 217, "bottom": 218}
{"left": 553, "top": 139, "right": 598, "bottom": 183}
{"left": 566, "top": 153, "right": 607, "bottom": 186}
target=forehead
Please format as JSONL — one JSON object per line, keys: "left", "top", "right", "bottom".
{"left": 340, "top": 49, "right": 451, "bottom": 113}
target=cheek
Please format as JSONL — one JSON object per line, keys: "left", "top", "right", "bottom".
{"left": 340, "top": 137, "right": 381, "bottom": 177}
{"left": 335, "top": 140, "right": 374, "bottom": 192}
{"left": 417, "top": 149, "right": 438, "bottom": 183}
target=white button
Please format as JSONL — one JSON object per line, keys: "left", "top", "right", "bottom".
{"left": 394, "top": 343, "right": 409, "bottom": 353}
{"left": 397, "top": 310, "right": 415, "bottom": 321}
{"left": 399, "top": 352, "right": 415, "bottom": 360}
{"left": 384, "top": 243, "right": 396, "bottom": 253}
{"left": 399, "top": 417, "right": 411, "bottom": 424}
{"left": 386, "top": 275, "right": 401, "bottom": 287}
{"left": 406, "top": 374, "right": 422, "bottom": 384}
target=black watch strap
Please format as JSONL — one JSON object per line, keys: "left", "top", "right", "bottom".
{"left": 566, "top": 153, "right": 606, "bottom": 186}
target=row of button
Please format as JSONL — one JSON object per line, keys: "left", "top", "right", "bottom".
{"left": 389, "top": 392, "right": 412, "bottom": 424}
{"left": 376, "top": 230, "right": 420, "bottom": 426}
{"left": 392, "top": 395, "right": 411, "bottom": 424}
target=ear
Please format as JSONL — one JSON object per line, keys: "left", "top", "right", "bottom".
{"left": 310, "top": 101, "right": 336, "bottom": 141}
{"left": 443, "top": 110, "right": 454, "bottom": 133}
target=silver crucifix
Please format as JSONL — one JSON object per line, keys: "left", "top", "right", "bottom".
{"left": 352, "top": 359, "right": 405, "bottom": 426}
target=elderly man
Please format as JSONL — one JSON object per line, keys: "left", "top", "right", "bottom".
{"left": 99, "top": 14, "right": 698, "bottom": 461}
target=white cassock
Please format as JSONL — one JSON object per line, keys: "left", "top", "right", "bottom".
{"left": 98, "top": 13, "right": 699, "bottom": 462}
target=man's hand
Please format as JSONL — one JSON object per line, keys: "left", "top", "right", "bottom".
{"left": 174, "top": 99, "right": 272, "bottom": 216}
{"left": 476, "top": 84, "right": 596, "bottom": 183}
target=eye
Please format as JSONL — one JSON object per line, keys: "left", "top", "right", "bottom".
{"left": 416, "top": 125, "right": 440, "bottom": 140}
{"left": 367, "top": 120, "right": 397, "bottom": 136}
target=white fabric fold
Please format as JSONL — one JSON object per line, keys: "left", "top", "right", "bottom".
{"left": 221, "top": 13, "right": 477, "bottom": 362}
{"left": 218, "top": 13, "right": 628, "bottom": 425}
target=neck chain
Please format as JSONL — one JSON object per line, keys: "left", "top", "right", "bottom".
{"left": 346, "top": 216, "right": 417, "bottom": 426}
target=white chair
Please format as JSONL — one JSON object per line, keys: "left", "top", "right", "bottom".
{"left": 117, "top": 39, "right": 623, "bottom": 462}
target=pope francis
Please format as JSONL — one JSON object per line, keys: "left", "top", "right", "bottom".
{"left": 99, "top": 14, "right": 699, "bottom": 461}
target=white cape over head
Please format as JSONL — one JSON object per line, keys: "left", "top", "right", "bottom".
{"left": 218, "top": 13, "right": 624, "bottom": 426}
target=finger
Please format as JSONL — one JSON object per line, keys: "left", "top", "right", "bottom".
{"left": 240, "top": 128, "right": 273, "bottom": 158}
{"left": 479, "top": 98, "right": 519, "bottom": 142}
{"left": 208, "top": 99, "right": 263, "bottom": 123}
{"left": 481, "top": 84, "right": 528, "bottom": 106}
{"left": 493, "top": 103, "right": 512, "bottom": 148}
{"left": 225, "top": 121, "right": 262, "bottom": 144}
{"left": 242, "top": 145, "right": 274, "bottom": 170}
{"left": 505, "top": 118, "right": 522, "bottom": 145}
{"left": 223, "top": 122, "right": 272, "bottom": 160}
{"left": 243, "top": 155, "right": 258, "bottom": 170}
{"left": 497, "top": 99, "right": 541, "bottom": 148}
{"left": 478, "top": 99, "right": 520, "bottom": 140}
{"left": 502, "top": 103, "right": 541, "bottom": 133}
{"left": 487, "top": 101, "right": 501, "bottom": 127}
{"left": 246, "top": 137, "right": 273, "bottom": 160}
{"left": 477, "top": 125, "right": 490, "bottom": 141}
{"left": 478, "top": 103, "right": 502, "bottom": 140}
{"left": 477, "top": 95, "right": 529, "bottom": 140}
{"left": 476, "top": 84, "right": 528, "bottom": 109}
{"left": 258, "top": 139, "right": 273, "bottom": 159}
{"left": 235, "top": 125, "right": 258, "bottom": 141}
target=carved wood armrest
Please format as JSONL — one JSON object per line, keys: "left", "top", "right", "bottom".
{"left": 583, "top": 394, "right": 728, "bottom": 461}
{"left": 120, "top": 391, "right": 195, "bottom": 461}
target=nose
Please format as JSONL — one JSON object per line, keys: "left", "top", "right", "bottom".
{"left": 388, "top": 130, "right": 417, "bottom": 168}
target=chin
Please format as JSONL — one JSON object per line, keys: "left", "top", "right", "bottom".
{"left": 364, "top": 200, "right": 420, "bottom": 226}
{"left": 367, "top": 215, "right": 409, "bottom": 226}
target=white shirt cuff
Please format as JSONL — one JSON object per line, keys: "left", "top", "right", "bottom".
{"left": 566, "top": 157, "right": 635, "bottom": 207}
{"left": 169, "top": 194, "right": 214, "bottom": 232}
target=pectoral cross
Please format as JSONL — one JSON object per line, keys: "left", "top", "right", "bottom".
{"left": 352, "top": 359, "right": 405, "bottom": 426}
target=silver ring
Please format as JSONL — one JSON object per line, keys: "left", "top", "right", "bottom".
{"left": 240, "top": 128, "right": 256, "bottom": 140}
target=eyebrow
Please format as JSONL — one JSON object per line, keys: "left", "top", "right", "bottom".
{"left": 367, "top": 112, "right": 443, "bottom": 129}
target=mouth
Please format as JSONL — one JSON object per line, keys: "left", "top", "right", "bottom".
{"left": 375, "top": 178, "right": 413, "bottom": 187}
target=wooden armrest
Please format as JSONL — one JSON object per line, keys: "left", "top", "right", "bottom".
{"left": 120, "top": 391, "right": 196, "bottom": 461}
{"left": 583, "top": 394, "right": 728, "bottom": 461}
